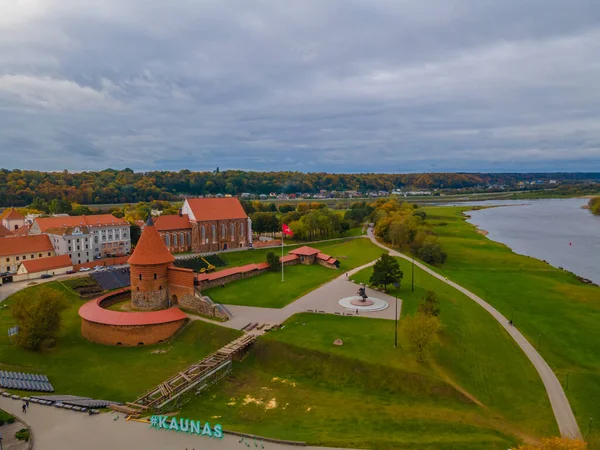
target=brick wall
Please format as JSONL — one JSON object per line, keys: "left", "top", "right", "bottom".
{"left": 198, "top": 267, "right": 270, "bottom": 290}
{"left": 130, "top": 262, "right": 170, "bottom": 309}
{"left": 190, "top": 219, "right": 248, "bottom": 253}
{"left": 81, "top": 319, "right": 186, "bottom": 346}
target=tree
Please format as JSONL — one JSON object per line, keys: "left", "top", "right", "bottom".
{"left": 12, "top": 287, "right": 68, "bottom": 351}
{"left": 589, "top": 197, "right": 600, "bottom": 215}
{"left": 404, "top": 313, "right": 443, "bottom": 362}
{"left": 266, "top": 251, "right": 280, "bottom": 272}
{"left": 516, "top": 437, "right": 587, "bottom": 450}
{"left": 130, "top": 224, "right": 142, "bottom": 246}
{"left": 369, "top": 253, "right": 403, "bottom": 292}
{"left": 416, "top": 240, "right": 447, "bottom": 265}
{"left": 417, "top": 291, "right": 440, "bottom": 317}
{"left": 278, "top": 203, "right": 295, "bottom": 213}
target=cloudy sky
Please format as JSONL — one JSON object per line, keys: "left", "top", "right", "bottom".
{"left": 1, "top": 0, "right": 600, "bottom": 173}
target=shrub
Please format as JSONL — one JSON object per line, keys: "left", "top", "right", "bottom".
{"left": 416, "top": 241, "right": 447, "bottom": 265}
{"left": 7, "top": 417, "right": 15, "bottom": 424}
{"left": 266, "top": 251, "right": 280, "bottom": 272}
{"left": 16, "top": 428, "right": 30, "bottom": 441}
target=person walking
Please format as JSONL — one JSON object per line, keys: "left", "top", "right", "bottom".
{"left": 22, "top": 403, "right": 27, "bottom": 414}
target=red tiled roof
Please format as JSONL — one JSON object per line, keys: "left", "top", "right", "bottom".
{"left": 79, "top": 289, "right": 187, "bottom": 326}
{"left": 35, "top": 214, "right": 127, "bottom": 232}
{"left": 280, "top": 254, "right": 300, "bottom": 263}
{"left": 326, "top": 257, "right": 338, "bottom": 265}
{"left": 316, "top": 252, "right": 331, "bottom": 261}
{"left": 20, "top": 254, "right": 72, "bottom": 273}
{"left": 10, "top": 224, "right": 31, "bottom": 237}
{"left": 0, "top": 207, "right": 25, "bottom": 221}
{"left": 197, "top": 262, "right": 269, "bottom": 282}
{"left": 154, "top": 214, "right": 191, "bottom": 231}
{"left": 185, "top": 198, "right": 247, "bottom": 222}
{"left": 0, "top": 224, "right": 11, "bottom": 237}
{"left": 0, "top": 235, "right": 54, "bottom": 256}
{"left": 128, "top": 220, "right": 175, "bottom": 266}
{"left": 289, "top": 246, "right": 320, "bottom": 256}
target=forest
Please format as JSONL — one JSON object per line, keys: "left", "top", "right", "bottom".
{"left": 2, "top": 168, "right": 599, "bottom": 206}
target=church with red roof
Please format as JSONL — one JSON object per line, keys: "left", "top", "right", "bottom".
{"left": 151, "top": 197, "right": 252, "bottom": 254}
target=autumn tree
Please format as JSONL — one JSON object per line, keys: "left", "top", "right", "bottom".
{"left": 404, "top": 312, "right": 443, "bottom": 362}
{"left": 369, "top": 253, "right": 403, "bottom": 292}
{"left": 516, "top": 436, "right": 587, "bottom": 450}
{"left": 12, "top": 287, "right": 68, "bottom": 351}
{"left": 589, "top": 197, "right": 600, "bottom": 215}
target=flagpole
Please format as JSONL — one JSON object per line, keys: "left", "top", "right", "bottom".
{"left": 281, "top": 226, "right": 284, "bottom": 282}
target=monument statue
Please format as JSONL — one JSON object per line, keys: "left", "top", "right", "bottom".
{"left": 357, "top": 284, "right": 368, "bottom": 302}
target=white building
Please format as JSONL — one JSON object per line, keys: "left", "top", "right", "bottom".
{"left": 30, "top": 214, "right": 131, "bottom": 261}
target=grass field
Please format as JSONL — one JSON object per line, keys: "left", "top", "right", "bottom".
{"left": 179, "top": 255, "right": 557, "bottom": 449}
{"left": 421, "top": 205, "right": 600, "bottom": 442}
{"left": 205, "top": 238, "right": 384, "bottom": 308}
{"left": 0, "top": 282, "right": 241, "bottom": 401}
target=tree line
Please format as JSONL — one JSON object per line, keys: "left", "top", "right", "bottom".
{"left": 370, "top": 198, "right": 447, "bottom": 265}
{"left": 3, "top": 167, "right": 599, "bottom": 206}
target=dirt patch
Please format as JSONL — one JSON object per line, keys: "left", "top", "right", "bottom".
{"left": 476, "top": 229, "right": 489, "bottom": 236}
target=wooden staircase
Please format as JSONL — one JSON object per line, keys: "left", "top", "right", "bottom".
{"left": 111, "top": 334, "right": 256, "bottom": 416}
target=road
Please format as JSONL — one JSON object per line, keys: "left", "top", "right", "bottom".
{"left": 366, "top": 227, "right": 582, "bottom": 439}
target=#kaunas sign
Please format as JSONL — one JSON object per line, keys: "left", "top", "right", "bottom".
{"left": 150, "top": 415, "right": 223, "bottom": 439}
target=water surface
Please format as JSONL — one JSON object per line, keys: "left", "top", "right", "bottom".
{"left": 458, "top": 198, "right": 600, "bottom": 284}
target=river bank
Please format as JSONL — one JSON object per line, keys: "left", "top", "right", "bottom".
{"left": 422, "top": 205, "right": 600, "bottom": 445}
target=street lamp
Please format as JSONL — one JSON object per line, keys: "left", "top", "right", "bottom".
{"left": 411, "top": 256, "right": 414, "bottom": 293}
{"left": 393, "top": 282, "right": 400, "bottom": 348}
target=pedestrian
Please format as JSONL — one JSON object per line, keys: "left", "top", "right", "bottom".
{"left": 508, "top": 320, "right": 513, "bottom": 326}
{"left": 346, "top": 272, "right": 348, "bottom": 279}
{"left": 26, "top": 399, "right": 30, "bottom": 408}
{"left": 22, "top": 403, "right": 27, "bottom": 414}
{"left": 356, "top": 308, "right": 359, "bottom": 315}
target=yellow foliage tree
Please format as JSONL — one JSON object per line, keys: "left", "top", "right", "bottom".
{"left": 516, "top": 437, "right": 587, "bottom": 450}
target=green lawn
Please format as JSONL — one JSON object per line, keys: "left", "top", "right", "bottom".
{"left": 205, "top": 238, "right": 384, "bottom": 308}
{"left": 204, "top": 264, "right": 338, "bottom": 308}
{"left": 0, "top": 282, "right": 241, "bottom": 401}
{"left": 179, "top": 255, "right": 557, "bottom": 449}
{"left": 421, "top": 205, "right": 600, "bottom": 442}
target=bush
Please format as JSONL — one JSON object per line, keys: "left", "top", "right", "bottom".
{"left": 7, "top": 417, "right": 15, "bottom": 424}
{"left": 266, "top": 251, "right": 280, "bottom": 272}
{"left": 16, "top": 428, "right": 30, "bottom": 441}
{"left": 416, "top": 241, "right": 447, "bottom": 265}
{"left": 0, "top": 419, "right": 5, "bottom": 426}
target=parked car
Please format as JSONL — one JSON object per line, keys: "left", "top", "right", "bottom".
{"left": 95, "top": 256, "right": 102, "bottom": 260}
{"left": 40, "top": 274, "right": 53, "bottom": 279}
{"left": 93, "top": 265, "right": 104, "bottom": 271}
{"left": 79, "top": 267, "right": 91, "bottom": 272}
{"left": 66, "top": 269, "right": 76, "bottom": 274}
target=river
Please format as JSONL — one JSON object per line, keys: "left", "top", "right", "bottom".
{"left": 451, "top": 198, "right": 600, "bottom": 284}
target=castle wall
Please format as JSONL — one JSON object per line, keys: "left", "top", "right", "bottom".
{"left": 81, "top": 319, "right": 186, "bottom": 346}
{"left": 190, "top": 219, "right": 248, "bottom": 253}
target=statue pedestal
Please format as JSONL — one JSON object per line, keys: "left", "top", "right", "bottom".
{"left": 350, "top": 298, "right": 374, "bottom": 306}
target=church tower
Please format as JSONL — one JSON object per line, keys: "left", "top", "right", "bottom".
{"left": 128, "top": 216, "right": 175, "bottom": 310}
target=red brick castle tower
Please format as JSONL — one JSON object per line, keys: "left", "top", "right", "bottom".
{"left": 128, "top": 216, "right": 176, "bottom": 310}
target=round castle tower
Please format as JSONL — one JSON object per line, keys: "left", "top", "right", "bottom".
{"left": 128, "top": 216, "right": 175, "bottom": 310}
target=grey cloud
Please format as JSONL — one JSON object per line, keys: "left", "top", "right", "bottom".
{"left": 1, "top": 0, "right": 600, "bottom": 172}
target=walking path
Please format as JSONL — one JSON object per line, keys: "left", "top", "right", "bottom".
{"left": 191, "top": 259, "right": 401, "bottom": 331}
{"left": 0, "top": 396, "right": 347, "bottom": 450}
{"left": 366, "top": 228, "right": 582, "bottom": 439}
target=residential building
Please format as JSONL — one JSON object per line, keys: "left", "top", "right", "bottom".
{"left": 0, "top": 207, "right": 25, "bottom": 231}
{"left": 14, "top": 254, "right": 73, "bottom": 281}
{"left": 0, "top": 224, "right": 11, "bottom": 238}
{"left": 30, "top": 214, "right": 130, "bottom": 259}
{"left": 181, "top": 197, "right": 252, "bottom": 252}
{"left": 44, "top": 226, "right": 93, "bottom": 265}
{"left": 0, "top": 235, "right": 55, "bottom": 273}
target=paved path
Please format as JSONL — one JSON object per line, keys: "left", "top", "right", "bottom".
{"left": 0, "top": 397, "right": 347, "bottom": 450}
{"left": 192, "top": 259, "right": 401, "bottom": 331}
{"left": 366, "top": 228, "right": 582, "bottom": 439}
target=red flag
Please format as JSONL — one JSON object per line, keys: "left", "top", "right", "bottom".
{"left": 282, "top": 223, "right": 294, "bottom": 236}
